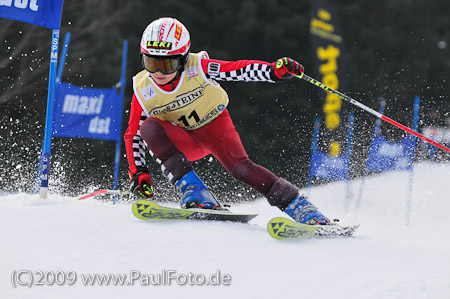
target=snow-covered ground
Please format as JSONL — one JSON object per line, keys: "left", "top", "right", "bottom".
{"left": 1, "top": 162, "right": 449, "bottom": 299}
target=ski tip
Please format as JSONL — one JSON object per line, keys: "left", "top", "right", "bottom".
{"left": 267, "top": 217, "right": 317, "bottom": 240}
{"left": 267, "top": 217, "right": 360, "bottom": 239}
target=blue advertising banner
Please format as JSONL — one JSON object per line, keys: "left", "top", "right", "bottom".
{"left": 52, "top": 82, "right": 122, "bottom": 141}
{"left": 365, "top": 135, "right": 416, "bottom": 172}
{"left": 0, "top": 0, "right": 64, "bottom": 29}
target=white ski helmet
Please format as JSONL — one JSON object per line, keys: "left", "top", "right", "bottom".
{"left": 140, "top": 17, "right": 190, "bottom": 61}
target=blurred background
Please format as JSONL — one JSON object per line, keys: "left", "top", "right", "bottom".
{"left": 1, "top": 0, "right": 449, "bottom": 200}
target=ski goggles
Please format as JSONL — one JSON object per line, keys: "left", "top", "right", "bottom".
{"left": 142, "top": 54, "right": 181, "bottom": 74}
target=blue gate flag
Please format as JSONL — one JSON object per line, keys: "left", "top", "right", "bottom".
{"left": 309, "top": 151, "right": 350, "bottom": 181}
{"left": 308, "top": 114, "right": 354, "bottom": 183}
{"left": 0, "top": 0, "right": 64, "bottom": 29}
{"left": 52, "top": 82, "right": 122, "bottom": 141}
{"left": 366, "top": 135, "right": 416, "bottom": 172}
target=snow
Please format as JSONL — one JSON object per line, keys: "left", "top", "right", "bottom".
{"left": 1, "top": 162, "right": 450, "bottom": 299}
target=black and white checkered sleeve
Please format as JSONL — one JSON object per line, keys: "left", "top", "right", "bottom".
{"left": 206, "top": 61, "right": 275, "bottom": 83}
{"left": 132, "top": 112, "right": 148, "bottom": 168}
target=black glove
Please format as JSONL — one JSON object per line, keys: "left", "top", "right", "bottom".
{"left": 128, "top": 166, "right": 154, "bottom": 198}
{"left": 271, "top": 57, "right": 304, "bottom": 81}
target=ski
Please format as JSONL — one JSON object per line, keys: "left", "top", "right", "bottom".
{"left": 267, "top": 217, "right": 359, "bottom": 240}
{"left": 132, "top": 199, "right": 258, "bottom": 223}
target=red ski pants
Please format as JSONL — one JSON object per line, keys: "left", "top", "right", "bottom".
{"left": 139, "top": 109, "right": 298, "bottom": 208}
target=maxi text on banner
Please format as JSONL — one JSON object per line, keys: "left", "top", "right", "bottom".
{"left": 309, "top": 0, "right": 349, "bottom": 157}
{"left": 52, "top": 82, "right": 122, "bottom": 141}
{"left": 0, "top": 0, "right": 64, "bottom": 30}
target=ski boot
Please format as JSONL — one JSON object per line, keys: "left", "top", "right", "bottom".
{"left": 284, "top": 194, "right": 330, "bottom": 225}
{"left": 175, "top": 170, "right": 221, "bottom": 209}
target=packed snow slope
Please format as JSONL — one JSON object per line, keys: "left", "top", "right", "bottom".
{"left": 1, "top": 162, "right": 449, "bottom": 299}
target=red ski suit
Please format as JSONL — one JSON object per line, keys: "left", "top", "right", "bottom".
{"left": 124, "top": 55, "right": 298, "bottom": 209}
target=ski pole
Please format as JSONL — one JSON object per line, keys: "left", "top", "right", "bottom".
{"left": 76, "top": 189, "right": 129, "bottom": 200}
{"left": 295, "top": 73, "right": 450, "bottom": 154}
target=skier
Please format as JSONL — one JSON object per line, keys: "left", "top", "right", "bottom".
{"left": 124, "top": 17, "right": 330, "bottom": 225}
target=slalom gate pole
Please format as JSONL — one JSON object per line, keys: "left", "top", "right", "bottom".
{"left": 295, "top": 73, "right": 450, "bottom": 154}
{"left": 38, "top": 29, "right": 61, "bottom": 198}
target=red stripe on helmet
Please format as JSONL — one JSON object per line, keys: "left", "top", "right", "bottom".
{"left": 166, "top": 22, "right": 176, "bottom": 42}
{"left": 159, "top": 19, "right": 169, "bottom": 41}
{"left": 168, "top": 40, "right": 191, "bottom": 55}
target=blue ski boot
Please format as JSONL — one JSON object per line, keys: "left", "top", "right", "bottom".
{"left": 175, "top": 170, "right": 220, "bottom": 209}
{"left": 284, "top": 194, "right": 330, "bottom": 225}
